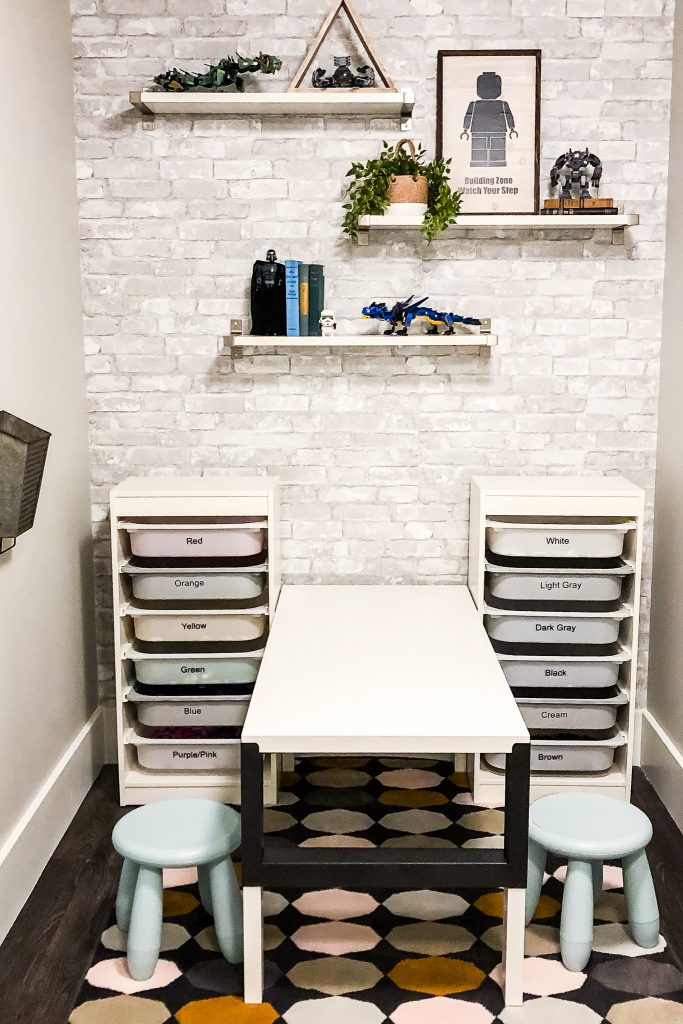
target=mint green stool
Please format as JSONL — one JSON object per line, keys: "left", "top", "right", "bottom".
{"left": 525, "top": 793, "right": 659, "bottom": 972}
{"left": 112, "top": 800, "right": 242, "bottom": 981}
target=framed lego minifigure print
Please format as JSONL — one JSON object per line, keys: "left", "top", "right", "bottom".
{"left": 437, "top": 50, "right": 541, "bottom": 215}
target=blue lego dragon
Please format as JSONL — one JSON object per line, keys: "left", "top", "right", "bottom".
{"left": 362, "top": 296, "right": 482, "bottom": 336}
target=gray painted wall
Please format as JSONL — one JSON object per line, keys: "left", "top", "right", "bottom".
{"left": 0, "top": 0, "right": 99, "bottom": 942}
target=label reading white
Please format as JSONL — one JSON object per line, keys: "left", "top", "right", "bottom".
{"left": 546, "top": 536, "right": 570, "bottom": 546}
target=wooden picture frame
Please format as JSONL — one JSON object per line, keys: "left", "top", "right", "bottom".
{"left": 437, "top": 50, "right": 541, "bottom": 215}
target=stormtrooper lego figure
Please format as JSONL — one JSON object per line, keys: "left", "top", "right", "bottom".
{"left": 320, "top": 309, "right": 336, "bottom": 338}
{"left": 460, "top": 71, "right": 518, "bottom": 168}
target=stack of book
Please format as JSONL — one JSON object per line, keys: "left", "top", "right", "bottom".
{"left": 541, "top": 198, "right": 619, "bottom": 215}
{"left": 284, "top": 261, "right": 325, "bottom": 337}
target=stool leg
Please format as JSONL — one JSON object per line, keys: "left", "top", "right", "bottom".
{"left": 592, "top": 861, "right": 603, "bottom": 904}
{"left": 208, "top": 857, "right": 243, "bottom": 964}
{"left": 623, "top": 849, "right": 659, "bottom": 948}
{"left": 116, "top": 858, "right": 139, "bottom": 933}
{"left": 198, "top": 865, "right": 213, "bottom": 916}
{"left": 561, "top": 859, "right": 594, "bottom": 972}
{"left": 127, "top": 865, "right": 163, "bottom": 982}
{"left": 525, "top": 839, "right": 546, "bottom": 925}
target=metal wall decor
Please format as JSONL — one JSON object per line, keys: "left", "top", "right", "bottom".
{"left": 0, "top": 411, "right": 51, "bottom": 554}
{"left": 437, "top": 50, "right": 541, "bottom": 215}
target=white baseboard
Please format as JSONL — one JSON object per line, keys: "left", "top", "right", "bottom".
{"left": 0, "top": 705, "right": 105, "bottom": 945}
{"left": 640, "top": 708, "right": 683, "bottom": 835}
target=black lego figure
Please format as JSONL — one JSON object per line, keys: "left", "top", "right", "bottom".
{"left": 250, "top": 249, "right": 286, "bottom": 336}
{"left": 460, "top": 71, "right": 518, "bottom": 168}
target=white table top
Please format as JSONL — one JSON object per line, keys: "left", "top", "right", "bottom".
{"left": 242, "top": 585, "right": 528, "bottom": 754}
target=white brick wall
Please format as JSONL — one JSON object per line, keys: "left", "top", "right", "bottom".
{"left": 71, "top": 0, "right": 673, "bottom": 697}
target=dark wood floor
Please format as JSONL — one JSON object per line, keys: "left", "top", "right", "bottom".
{"left": 0, "top": 766, "right": 680, "bottom": 1022}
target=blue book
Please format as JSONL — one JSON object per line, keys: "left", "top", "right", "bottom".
{"left": 285, "top": 260, "right": 301, "bottom": 337}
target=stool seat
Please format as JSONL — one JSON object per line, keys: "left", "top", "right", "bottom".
{"left": 112, "top": 799, "right": 240, "bottom": 868}
{"left": 529, "top": 792, "right": 652, "bottom": 861}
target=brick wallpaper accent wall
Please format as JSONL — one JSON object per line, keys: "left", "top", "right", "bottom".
{"left": 71, "top": 0, "right": 673, "bottom": 698}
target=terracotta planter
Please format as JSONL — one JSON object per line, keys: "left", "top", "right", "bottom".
{"left": 387, "top": 139, "right": 429, "bottom": 206}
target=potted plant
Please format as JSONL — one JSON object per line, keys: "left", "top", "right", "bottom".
{"left": 342, "top": 139, "right": 462, "bottom": 242}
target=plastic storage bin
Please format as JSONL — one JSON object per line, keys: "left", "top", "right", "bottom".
{"left": 127, "top": 606, "right": 267, "bottom": 644}
{"left": 484, "top": 607, "right": 630, "bottom": 646}
{"left": 497, "top": 648, "right": 629, "bottom": 689}
{"left": 486, "top": 519, "right": 632, "bottom": 560}
{"left": 484, "top": 728, "right": 626, "bottom": 773}
{"left": 129, "top": 652, "right": 261, "bottom": 687}
{"left": 133, "top": 737, "right": 241, "bottom": 772}
{"left": 485, "top": 562, "right": 630, "bottom": 606}
{"left": 514, "top": 687, "right": 628, "bottom": 732}
{"left": 123, "top": 520, "right": 266, "bottom": 560}
{"left": 123, "top": 565, "right": 267, "bottom": 604}
{"left": 133, "top": 697, "right": 249, "bottom": 729}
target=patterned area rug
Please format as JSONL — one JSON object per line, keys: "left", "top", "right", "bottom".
{"left": 70, "top": 758, "right": 683, "bottom": 1024}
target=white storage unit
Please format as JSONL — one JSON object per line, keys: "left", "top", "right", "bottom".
{"left": 514, "top": 687, "right": 628, "bottom": 732}
{"left": 126, "top": 604, "right": 268, "bottom": 644}
{"left": 123, "top": 564, "right": 268, "bottom": 603}
{"left": 483, "top": 606, "right": 630, "bottom": 646}
{"left": 469, "top": 476, "right": 644, "bottom": 805}
{"left": 111, "top": 476, "right": 280, "bottom": 806}
{"left": 484, "top": 729, "right": 627, "bottom": 774}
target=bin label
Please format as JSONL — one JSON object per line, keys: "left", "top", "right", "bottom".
{"left": 546, "top": 536, "right": 569, "bottom": 545}
{"left": 172, "top": 749, "right": 217, "bottom": 760}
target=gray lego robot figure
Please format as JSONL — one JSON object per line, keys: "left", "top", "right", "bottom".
{"left": 460, "top": 72, "right": 518, "bottom": 168}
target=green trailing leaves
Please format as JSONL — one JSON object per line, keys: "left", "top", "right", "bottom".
{"left": 342, "top": 142, "right": 462, "bottom": 242}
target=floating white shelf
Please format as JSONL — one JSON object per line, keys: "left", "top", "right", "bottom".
{"left": 357, "top": 211, "right": 639, "bottom": 244}
{"left": 130, "top": 88, "right": 415, "bottom": 128}
{"left": 219, "top": 327, "right": 494, "bottom": 352}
